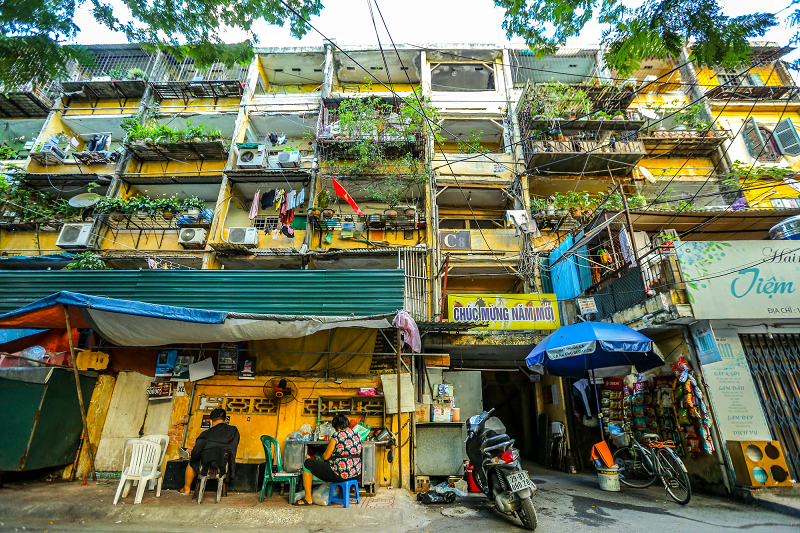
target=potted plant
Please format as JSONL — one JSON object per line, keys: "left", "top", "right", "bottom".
{"left": 530, "top": 197, "right": 546, "bottom": 216}
{"left": 545, "top": 196, "right": 555, "bottom": 215}
{"left": 612, "top": 110, "right": 625, "bottom": 121}
{"left": 182, "top": 197, "right": 205, "bottom": 217}
{"left": 107, "top": 67, "right": 128, "bottom": 81}
{"left": 308, "top": 205, "right": 322, "bottom": 219}
{"left": 95, "top": 197, "right": 128, "bottom": 221}
{"left": 129, "top": 196, "right": 155, "bottom": 219}
{"left": 157, "top": 196, "right": 182, "bottom": 220}
{"left": 404, "top": 206, "right": 416, "bottom": 218}
{"left": 553, "top": 193, "right": 569, "bottom": 216}
{"left": 127, "top": 68, "right": 147, "bottom": 81}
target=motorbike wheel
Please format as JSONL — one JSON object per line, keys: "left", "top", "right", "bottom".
{"left": 518, "top": 496, "right": 538, "bottom": 531}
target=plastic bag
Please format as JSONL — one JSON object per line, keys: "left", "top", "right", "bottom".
{"left": 287, "top": 431, "right": 302, "bottom": 441}
{"left": 353, "top": 422, "right": 370, "bottom": 441}
{"left": 433, "top": 481, "right": 468, "bottom": 498}
{"left": 299, "top": 423, "right": 313, "bottom": 436}
{"left": 312, "top": 482, "right": 332, "bottom": 506}
{"left": 417, "top": 490, "right": 457, "bottom": 504}
{"left": 293, "top": 490, "right": 305, "bottom": 504}
{"left": 608, "top": 423, "right": 628, "bottom": 447}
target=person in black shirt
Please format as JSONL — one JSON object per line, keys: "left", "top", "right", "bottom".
{"left": 179, "top": 408, "right": 240, "bottom": 494}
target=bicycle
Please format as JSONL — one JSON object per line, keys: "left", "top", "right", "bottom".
{"left": 612, "top": 429, "right": 692, "bottom": 504}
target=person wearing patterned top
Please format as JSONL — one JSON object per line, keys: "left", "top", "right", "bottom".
{"left": 296, "top": 414, "right": 362, "bottom": 506}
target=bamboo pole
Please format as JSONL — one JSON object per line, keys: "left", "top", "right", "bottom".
{"left": 64, "top": 305, "right": 97, "bottom": 482}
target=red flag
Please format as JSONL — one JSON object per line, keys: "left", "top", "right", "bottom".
{"left": 332, "top": 178, "right": 363, "bottom": 215}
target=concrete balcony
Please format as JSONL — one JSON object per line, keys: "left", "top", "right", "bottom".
{"left": 522, "top": 138, "right": 646, "bottom": 174}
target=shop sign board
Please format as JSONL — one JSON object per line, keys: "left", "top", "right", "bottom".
{"left": 701, "top": 328, "right": 771, "bottom": 441}
{"left": 577, "top": 297, "right": 598, "bottom": 315}
{"left": 147, "top": 381, "right": 173, "bottom": 400}
{"left": 439, "top": 231, "right": 471, "bottom": 250}
{"left": 689, "top": 320, "right": 722, "bottom": 365}
{"left": 448, "top": 293, "right": 560, "bottom": 330}
{"left": 676, "top": 241, "right": 800, "bottom": 319}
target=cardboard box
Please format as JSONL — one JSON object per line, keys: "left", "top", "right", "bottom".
{"left": 432, "top": 406, "right": 453, "bottom": 422}
{"left": 416, "top": 475, "right": 430, "bottom": 493}
{"left": 415, "top": 402, "right": 430, "bottom": 423}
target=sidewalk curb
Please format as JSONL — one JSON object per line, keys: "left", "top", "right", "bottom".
{"left": 0, "top": 501, "right": 407, "bottom": 526}
{"left": 733, "top": 488, "right": 800, "bottom": 519}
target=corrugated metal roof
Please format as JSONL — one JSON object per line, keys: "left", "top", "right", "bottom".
{"left": 0, "top": 270, "right": 405, "bottom": 316}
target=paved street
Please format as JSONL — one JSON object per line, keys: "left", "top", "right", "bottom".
{"left": 0, "top": 464, "right": 796, "bottom": 533}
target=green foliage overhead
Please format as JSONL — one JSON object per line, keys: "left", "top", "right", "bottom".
{"left": 62, "top": 252, "right": 109, "bottom": 270}
{"left": 1, "top": 0, "right": 323, "bottom": 88}
{"left": 494, "top": 0, "right": 777, "bottom": 75}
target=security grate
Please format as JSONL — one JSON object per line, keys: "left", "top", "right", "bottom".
{"left": 739, "top": 334, "right": 800, "bottom": 481}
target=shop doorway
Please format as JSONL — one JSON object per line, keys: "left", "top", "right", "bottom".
{"left": 739, "top": 334, "right": 800, "bottom": 480}
{"left": 480, "top": 370, "right": 538, "bottom": 459}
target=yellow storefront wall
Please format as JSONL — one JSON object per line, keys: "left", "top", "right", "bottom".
{"left": 0, "top": 229, "right": 61, "bottom": 253}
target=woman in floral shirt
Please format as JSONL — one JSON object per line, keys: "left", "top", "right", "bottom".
{"left": 297, "top": 414, "right": 362, "bottom": 506}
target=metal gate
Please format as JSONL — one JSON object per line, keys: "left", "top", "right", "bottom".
{"left": 739, "top": 334, "right": 800, "bottom": 480}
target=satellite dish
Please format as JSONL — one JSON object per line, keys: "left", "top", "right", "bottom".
{"left": 69, "top": 193, "right": 102, "bottom": 208}
{"left": 640, "top": 108, "right": 658, "bottom": 120}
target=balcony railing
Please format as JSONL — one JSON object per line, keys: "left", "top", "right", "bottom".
{"left": 705, "top": 84, "right": 800, "bottom": 101}
{"left": 0, "top": 81, "right": 59, "bottom": 117}
{"left": 62, "top": 46, "right": 156, "bottom": 100}
{"left": 150, "top": 57, "right": 248, "bottom": 101}
{"left": 522, "top": 137, "right": 647, "bottom": 174}
{"left": 640, "top": 129, "right": 731, "bottom": 157}
{"left": 585, "top": 244, "right": 684, "bottom": 319}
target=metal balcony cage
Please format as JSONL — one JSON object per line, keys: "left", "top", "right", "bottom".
{"left": 61, "top": 45, "right": 156, "bottom": 100}
{"left": 316, "top": 98, "right": 426, "bottom": 156}
{"left": 150, "top": 55, "right": 248, "bottom": 101}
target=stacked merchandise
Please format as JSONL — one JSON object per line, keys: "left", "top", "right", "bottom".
{"left": 432, "top": 383, "right": 457, "bottom": 422}
{"left": 599, "top": 357, "right": 714, "bottom": 459}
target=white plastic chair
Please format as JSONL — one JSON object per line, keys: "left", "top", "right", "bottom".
{"left": 142, "top": 434, "right": 169, "bottom": 490}
{"left": 113, "top": 438, "right": 163, "bottom": 505}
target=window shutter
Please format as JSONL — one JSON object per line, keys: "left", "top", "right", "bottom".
{"left": 773, "top": 118, "right": 800, "bottom": 156}
{"left": 742, "top": 116, "right": 766, "bottom": 159}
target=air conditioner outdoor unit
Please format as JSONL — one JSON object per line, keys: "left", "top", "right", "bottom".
{"left": 178, "top": 227, "right": 207, "bottom": 248}
{"left": 237, "top": 145, "right": 267, "bottom": 169}
{"left": 277, "top": 151, "right": 300, "bottom": 168}
{"left": 39, "top": 143, "right": 67, "bottom": 163}
{"left": 56, "top": 223, "right": 93, "bottom": 249}
{"left": 227, "top": 227, "right": 259, "bottom": 246}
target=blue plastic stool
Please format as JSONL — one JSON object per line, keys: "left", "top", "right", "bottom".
{"left": 328, "top": 479, "right": 360, "bottom": 508}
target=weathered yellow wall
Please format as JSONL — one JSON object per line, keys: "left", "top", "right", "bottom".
{"left": 62, "top": 100, "right": 140, "bottom": 116}
{"left": 159, "top": 97, "right": 241, "bottom": 113}
{"left": 165, "top": 376, "right": 409, "bottom": 488}
{"left": 0, "top": 229, "right": 61, "bottom": 253}
{"left": 695, "top": 65, "right": 785, "bottom": 87}
{"left": 639, "top": 156, "right": 717, "bottom": 179}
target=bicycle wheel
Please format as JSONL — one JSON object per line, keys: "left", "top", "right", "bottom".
{"left": 613, "top": 446, "right": 657, "bottom": 488}
{"left": 657, "top": 447, "right": 691, "bottom": 504}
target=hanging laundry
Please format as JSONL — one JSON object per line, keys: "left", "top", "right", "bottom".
{"left": 274, "top": 189, "right": 285, "bottom": 211}
{"left": 281, "top": 224, "right": 294, "bottom": 238}
{"left": 268, "top": 133, "right": 278, "bottom": 145}
{"left": 261, "top": 189, "right": 275, "bottom": 210}
{"left": 295, "top": 189, "right": 305, "bottom": 208}
{"left": 392, "top": 310, "right": 421, "bottom": 353}
{"left": 249, "top": 190, "right": 261, "bottom": 220}
{"left": 277, "top": 134, "right": 286, "bottom": 145}
{"left": 285, "top": 190, "right": 296, "bottom": 210}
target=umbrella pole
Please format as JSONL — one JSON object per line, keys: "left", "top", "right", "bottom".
{"left": 590, "top": 366, "right": 604, "bottom": 442}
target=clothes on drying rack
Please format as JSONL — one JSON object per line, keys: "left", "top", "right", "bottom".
{"left": 249, "top": 190, "right": 261, "bottom": 220}
{"left": 261, "top": 190, "right": 275, "bottom": 210}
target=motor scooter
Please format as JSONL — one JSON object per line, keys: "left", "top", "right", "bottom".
{"left": 466, "top": 408, "right": 537, "bottom": 530}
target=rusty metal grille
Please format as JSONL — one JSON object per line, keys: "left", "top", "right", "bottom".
{"left": 739, "top": 334, "right": 800, "bottom": 480}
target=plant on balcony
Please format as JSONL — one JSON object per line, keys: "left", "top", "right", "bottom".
{"left": 155, "top": 195, "right": 183, "bottom": 219}
{"left": 566, "top": 190, "right": 591, "bottom": 215}
{"left": 182, "top": 197, "right": 206, "bottom": 216}
{"left": 723, "top": 160, "right": 793, "bottom": 189}
{"left": 530, "top": 196, "right": 547, "bottom": 215}
{"left": 127, "top": 68, "right": 147, "bottom": 81}
{"left": 530, "top": 83, "right": 592, "bottom": 121}
{"left": 674, "top": 104, "right": 716, "bottom": 134}
{"left": 62, "top": 252, "right": 109, "bottom": 271}
{"left": 362, "top": 177, "right": 408, "bottom": 210}
{"left": 456, "top": 130, "right": 488, "bottom": 154}
{"left": 106, "top": 67, "right": 129, "bottom": 80}
{"left": 128, "top": 196, "right": 159, "bottom": 218}
{"left": 122, "top": 118, "right": 225, "bottom": 145}
{"left": 552, "top": 192, "right": 569, "bottom": 215}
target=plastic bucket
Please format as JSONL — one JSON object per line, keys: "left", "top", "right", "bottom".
{"left": 596, "top": 466, "right": 620, "bottom": 492}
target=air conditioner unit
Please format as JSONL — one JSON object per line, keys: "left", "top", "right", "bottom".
{"left": 178, "top": 227, "right": 207, "bottom": 249}
{"left": 39, "top": 143, "right": 67, "bottom": 163}
{"left": 56, "top": 223, "right": 93, "bottom": 249}
{"left": 227, "top": 227, "right": 259, "bottom": 246}
{"left": 237, "top": 145, "right": 267, "bottom": 169}
{"left": 277, "top": 151, "right": 300, "bottom": 168}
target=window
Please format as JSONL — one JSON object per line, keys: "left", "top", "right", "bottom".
{"left": 251, "top": 215, "right": 279, "bottom": 230}
{"left": 717, "top": 70, "right": 764, "bottom": 87}
{"left": 430, "top": 63, "right": 495, "bottom": 92}
{"left": 742, "top": 117, "right": 800, "bottom": 162}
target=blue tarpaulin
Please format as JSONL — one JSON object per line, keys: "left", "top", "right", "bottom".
{"left": 549, "top": 235, "right": 582, "bottom": 300}
{"left": 0, "top": 328, "right": 46, "bottom": 345}
{"left": 0, "top": 292, "right": 396, "bottom": 346}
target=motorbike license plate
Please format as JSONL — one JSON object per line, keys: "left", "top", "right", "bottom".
{"left": 507, "top": 471, "right": 534, "bottom": 492}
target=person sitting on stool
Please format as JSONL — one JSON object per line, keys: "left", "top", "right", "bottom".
{"left": 296, "top": 414, "right": 362, "bottom": 505}
{"left": 179, "top": 408, "right": 240, "bottom": 494}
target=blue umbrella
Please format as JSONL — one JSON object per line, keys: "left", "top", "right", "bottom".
{"left": 525, "top": 322, "right": 663, "bottom": 378}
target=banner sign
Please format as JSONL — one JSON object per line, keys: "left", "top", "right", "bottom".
{"left": 676, "top": 241, "right": 800, "bottom": 319}
{"left": 448, "top": 294, "right": 559, "bottom": 331}
{"left": 440, "top": 231, "right": 471, "bottom": 250}
{"left": 701, "top": 328, "right": 771, "bottom": 441}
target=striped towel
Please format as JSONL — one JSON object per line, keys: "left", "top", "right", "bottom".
{"left": 249, "top": 189, "right": 261, "bottom": 220}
